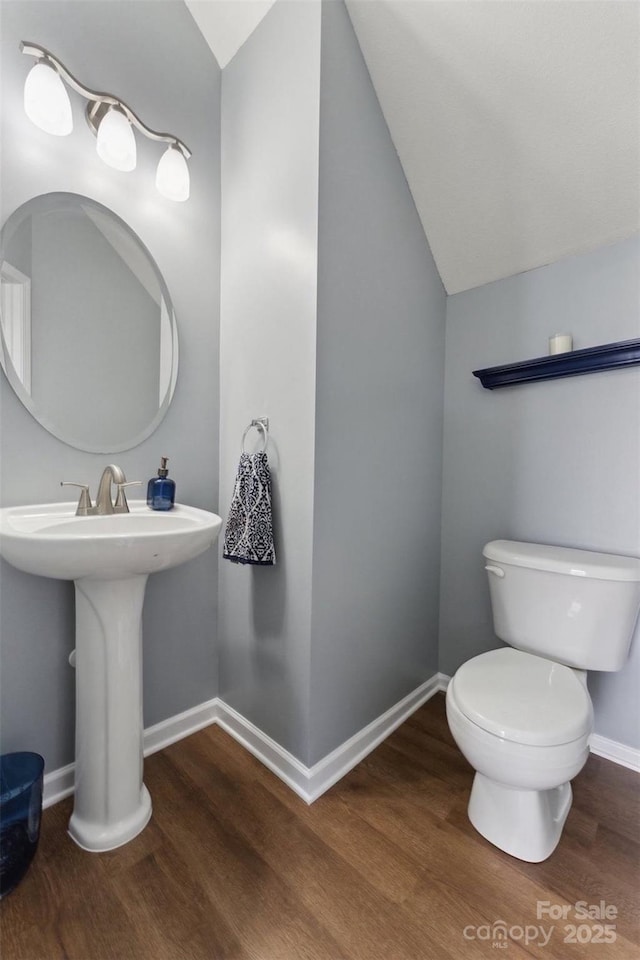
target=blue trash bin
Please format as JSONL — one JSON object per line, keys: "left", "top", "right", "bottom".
{"left": 0, "top": 752, "right": 44, "bottom": 899}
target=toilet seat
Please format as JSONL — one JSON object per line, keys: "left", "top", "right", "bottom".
{"left": 450, "top": 648, "right": 592, "bottom": 746}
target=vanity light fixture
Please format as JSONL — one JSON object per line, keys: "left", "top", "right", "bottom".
{"left": 23, "top": 58, "right": 73, "bottom": 136}
{"left": 155, "top": 144, "right": 191, "bottom": 203}
{"left": 95, "top": 105, "right": 137, "bottom": 172}
{"left": 20, "top": 41, "right": 191, "bottom": 201}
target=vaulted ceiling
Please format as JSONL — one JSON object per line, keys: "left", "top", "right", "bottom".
{"left": 186, "top": 0, "right": 640, "bottom": 294}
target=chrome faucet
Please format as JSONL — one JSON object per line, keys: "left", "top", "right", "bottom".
{"left": 61, "top": 464, "right": 141, "bottom": 516}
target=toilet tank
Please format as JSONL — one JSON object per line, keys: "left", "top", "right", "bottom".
{"left": 483, "top": 540, "right": 640, "bottom": 671}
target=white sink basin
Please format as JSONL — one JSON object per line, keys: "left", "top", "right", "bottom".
{"left": 0, "top": 498, "right": 222, "bottom": 853}
{"left": 0, "top": 501, "right": 222, "bottom": 580}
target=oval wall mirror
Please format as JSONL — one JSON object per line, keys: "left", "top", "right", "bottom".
{"left": 0, "top": 193, "right": 178, "bottom": 453}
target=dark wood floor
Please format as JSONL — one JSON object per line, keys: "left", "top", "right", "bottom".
{"left": 2, "top": 693, "right": 639, "bottom": 959}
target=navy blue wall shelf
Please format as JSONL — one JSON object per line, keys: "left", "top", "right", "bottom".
{"left": 473, "top": 339, "right": 640, "bottom": 390}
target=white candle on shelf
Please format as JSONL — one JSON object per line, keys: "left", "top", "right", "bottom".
{"left": 549, "top": 334, "right": 573, "bottom": 355}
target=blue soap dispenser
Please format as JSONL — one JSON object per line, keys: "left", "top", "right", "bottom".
{"left": 147, "top": 456, "right": 175, "bottom": 511}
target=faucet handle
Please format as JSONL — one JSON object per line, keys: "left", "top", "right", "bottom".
{"left": 114, "top": 481, "right": 142, "bottom": 513}
{"left": 61, "top": 482, "right": 92, "bottom": 516}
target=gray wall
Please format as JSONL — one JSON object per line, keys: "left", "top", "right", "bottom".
{"left": 309, "top": 0, "right": 446, "bottom": 764}
{"left": 440, "top": 234, "right": 640, "bottom": 748}
{"left": 218, "top": 0, "right": 446, "bottom": 767}
{"left": 219, "top": 0, "right": 322, "bottom": 761}
{"left": 0, "top": 1, "right": 221, "bottom": 771}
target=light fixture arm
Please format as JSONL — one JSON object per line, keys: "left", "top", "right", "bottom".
{"left": 20, "top": 41, "right": 191, "bottom": 159}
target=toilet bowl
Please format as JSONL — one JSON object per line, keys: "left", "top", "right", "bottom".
{"left": 446, "top": 648, "right": 592, "bottom": 861}
{"left": 446, "top": 540, "right": 640, "bottom": 862}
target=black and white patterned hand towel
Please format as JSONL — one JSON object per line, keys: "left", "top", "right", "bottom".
{"left": 223, "top": 451, "right": 276, "bottom": 565}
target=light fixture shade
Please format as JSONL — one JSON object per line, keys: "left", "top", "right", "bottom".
{"left": 24, "top": 60, "right": 73, "bottom": 136}
{"left": 96, "top": 106, "right": 136, "bottom": 172}
{"left": 156, "top": 145, "right": 190, "bottom": 202}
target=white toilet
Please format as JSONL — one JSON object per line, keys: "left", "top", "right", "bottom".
{"left": 446, "top": 539, "right": 640, "bottom": 863}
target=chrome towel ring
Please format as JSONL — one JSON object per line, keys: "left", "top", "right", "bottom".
{"left": 241, "top": 417, "right": 269, "bottom": 454}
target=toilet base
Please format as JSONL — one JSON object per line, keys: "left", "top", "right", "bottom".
{"left": 468, "top": 773, "right": 572, "bottom": 862}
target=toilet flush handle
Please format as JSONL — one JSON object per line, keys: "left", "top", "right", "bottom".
{"left": 485, "top": 565, "right": 505, "bottom": 578}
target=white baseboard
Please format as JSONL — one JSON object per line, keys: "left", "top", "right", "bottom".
{"left": 43, "top": 675, "right": 443, "bottom": 809}
{"left": 589, "top": 734, "right": 640, "bottom": 772}
{"left": 218, "top": 672, "right": 444, "bottom": 804}
{"left": 216, "top": 703, "right": 313, "bottom": 802}
{"left": 43, "top": 763, "right": 76, "bottom": 809}
{"left": 142, "top": 698, "right": 220, "bottom": 758}
{"left": 303, "top": 672, "right": 443, "bottom": 802}
{"left": 43, "top": 670, "right": 638, "bottom": 811}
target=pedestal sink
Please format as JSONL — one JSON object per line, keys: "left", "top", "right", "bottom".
{"left": 0, "top": 501, "right": 222, "bottom": 852}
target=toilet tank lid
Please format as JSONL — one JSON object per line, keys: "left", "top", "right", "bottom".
{"left": 483, "top": 540, "right": 640, "bottom": 582}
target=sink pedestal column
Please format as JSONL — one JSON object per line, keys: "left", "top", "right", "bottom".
{"left": 68, "top": 574, "right": 152, "bottom": 852}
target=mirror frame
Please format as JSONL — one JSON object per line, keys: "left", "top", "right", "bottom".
{"left": 0, "top": 192, "right": 179, "bottom": 453}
